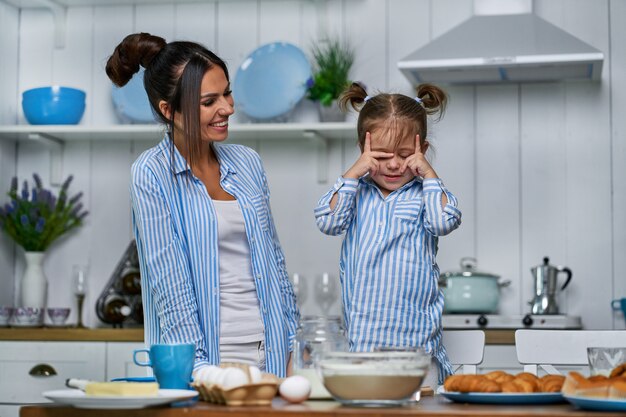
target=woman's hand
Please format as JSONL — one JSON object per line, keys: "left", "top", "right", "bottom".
{"left": 343, "top": 132, "right": 394, "bottom": 179}
{"left": 401, "top": 135, "right": 438, "bottom": 179}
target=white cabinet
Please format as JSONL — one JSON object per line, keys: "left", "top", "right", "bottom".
{"left": 0, "top": 341, "right": 106, "bottom": 417}
{"left": 0, "top": 340, "right": 153, "bottom": 417}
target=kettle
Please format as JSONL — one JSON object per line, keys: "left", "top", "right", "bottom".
{"left": 529, "top": 257, "right": 572, "bottom": 315}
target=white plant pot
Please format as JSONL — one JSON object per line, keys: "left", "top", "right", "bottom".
{"left": 318, "top": 101, "right": 346, "bottom": 122}
{"left": 20, "top": 251, "right": 48, "bottom": 308}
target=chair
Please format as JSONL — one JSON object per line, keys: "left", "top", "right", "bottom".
{"left": 442, "top": 330, "right": 485, "bottom": 374}
{"left": 515, "top": 329, "right": 626, "bottom": 375}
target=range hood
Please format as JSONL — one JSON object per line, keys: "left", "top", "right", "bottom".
{"left": 398, "top": 13, "right": 604, "bottom": 85}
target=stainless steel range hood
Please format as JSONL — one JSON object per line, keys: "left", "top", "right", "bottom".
{"left": 398, "top": 13, "right": 604, "bottom": 85}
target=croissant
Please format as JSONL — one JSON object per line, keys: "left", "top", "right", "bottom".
{"left": 538, "top": 375, "right": 565, "bottom": 392}
{"left": 484, "top": 371, "right": 515, "bottom": 384}
{"left": 444, "top": 374, "right": 501, "bottom": 393}
{"left": 610, "top": 363, "right": 626, "bottom": 378}
{"left": 502, "top": 378, "right": 536, "bottom": 393}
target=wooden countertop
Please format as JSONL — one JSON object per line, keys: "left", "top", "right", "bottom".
{"left": 0, "top": 328, "right": 515, "bottom": 344}
{"left": 0, "top": 327, "right": 143, "bottom": 342}
{"left": 19, "top": 395, "right": 625, "bottom": 417}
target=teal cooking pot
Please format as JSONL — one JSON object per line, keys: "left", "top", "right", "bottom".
{"left": 439, "top": 257, "right": 511, "bottom": 314}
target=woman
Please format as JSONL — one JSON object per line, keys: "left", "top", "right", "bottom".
{"left": 106, "top": 33, "right": 299, "bottom": 377}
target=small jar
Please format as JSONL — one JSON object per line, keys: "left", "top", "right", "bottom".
{"left": 293, "top": 315, "right": 347, "bottom": 399}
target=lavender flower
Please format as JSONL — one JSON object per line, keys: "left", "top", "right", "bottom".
{"left": 60, "top": 175, "right": 73, "bottom": 194}
{"left": 0, "top": 174, "right": 88, "bottom": 251}
{"left": 69, "top": 192, "right": 83, "bottom": 206}
{"left": 33, "top": 173, "right": 43, "bottom": 189}
{"left": 21, "top": 181, "right": 29, "bottom": 200}
{"left": 35, "top": 218, "right": 45, "bottom": 233}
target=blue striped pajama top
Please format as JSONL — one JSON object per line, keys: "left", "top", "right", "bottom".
{"left": 131, "top": 136, "right": 299, "bottom": 377}
{"left": 314, "top": 176, "right": 462, "bottom": 379}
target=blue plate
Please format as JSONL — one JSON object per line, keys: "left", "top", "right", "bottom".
{"left": 564, "top": 394, "right": 626, "bottom": 412}
{"left": 437, "top": 387, "right": 565, "bottom": 405}
{"left": 233, "top": 42, "right": 312, "bottom": 121}
{"left": 111, "top": 68, "right": 156, "bottom": 124}
{"left": 110, "top": 376, "right": 156, "bottom": 383}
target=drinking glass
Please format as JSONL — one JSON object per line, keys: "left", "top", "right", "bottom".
{"left": 314, "top": 272, "right": 337, "bottom": 313}
{"left": 72, "top": 265, "right": 89, "bottom": 328}
{"left": 587, "top": 347, "right": 626, "bottom": 376}
{"left": 291, "top": 273, "right": 308, "bottom": 308}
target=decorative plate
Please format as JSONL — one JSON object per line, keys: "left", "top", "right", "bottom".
{"left": 233, "top": 42, "right": 311, "bottom": 121}
{"left": 111, "top": 68, "right": 156, "bottom": 124}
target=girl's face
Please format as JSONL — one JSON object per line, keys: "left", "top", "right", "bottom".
{"left": 368, "top": 128, "right": 423, "bottom": 196}
{"left": 198, "top": 67, "right": 234, "bottom": 143}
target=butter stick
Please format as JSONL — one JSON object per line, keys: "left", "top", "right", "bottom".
{"left": 85, "top": 382, "right": 159, "bottom": 397}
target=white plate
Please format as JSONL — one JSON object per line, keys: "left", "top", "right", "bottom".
{"left": 43, "top": 389, "right": 198, "bottom": 409}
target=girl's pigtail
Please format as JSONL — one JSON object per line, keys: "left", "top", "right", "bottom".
{"left": 416, "top": 83, "right": 448, "bottom": 121}
{"left": 339, "top": 82, "right": 368, "bottom": 112}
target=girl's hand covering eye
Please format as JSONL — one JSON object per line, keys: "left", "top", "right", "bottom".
{"left": 401, "top": 135, "right": 437, "bottom": 179}
{"left": 343, "top": 132, "right": 394, "bottom": 179}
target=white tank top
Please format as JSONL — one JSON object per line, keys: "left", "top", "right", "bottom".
{"left": 212, "top": 199, "right": 264, "bottom": 344}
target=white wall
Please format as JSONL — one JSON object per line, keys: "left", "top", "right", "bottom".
{"left": 0, "top": 0, "right": 624, "bottom": 330}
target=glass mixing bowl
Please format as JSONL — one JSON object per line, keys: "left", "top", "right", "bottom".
{"left": 315, "top": 350, "right": 430, "bottom": 407}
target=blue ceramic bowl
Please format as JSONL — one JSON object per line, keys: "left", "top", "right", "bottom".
{"left": 22, "top": 86, "right": 86, "bottom": 125}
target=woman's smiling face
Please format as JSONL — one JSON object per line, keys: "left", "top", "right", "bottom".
{"left": 198, "top": 67, "right": 234, "bottom": 143}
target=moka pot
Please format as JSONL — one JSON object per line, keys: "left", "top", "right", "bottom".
{"left": 529, "top": 257, "right": 572, "bottom": 315}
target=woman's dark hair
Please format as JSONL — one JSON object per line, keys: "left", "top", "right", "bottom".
{"left": 338, "top": 82, "right": 447, "bottom": 152}
{"left": 106, "top": 32, "right": 230, "bottom": 169}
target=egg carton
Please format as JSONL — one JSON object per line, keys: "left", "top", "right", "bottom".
{"left": 191, "top": 363, "right": 280, "bottom": 406}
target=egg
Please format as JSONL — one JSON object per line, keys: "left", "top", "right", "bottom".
{"left": 279, "top": 375, "right": 311, "bottom": 403}
{"left": 248, "top": 365, "right": 262, "bottom": 383}
{"left": 221, "top": 367, "right": 249, "bottom": 389}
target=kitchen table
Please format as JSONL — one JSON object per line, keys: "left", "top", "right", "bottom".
{"left": 19, "top": 396, "right": 626, "bottom": 417}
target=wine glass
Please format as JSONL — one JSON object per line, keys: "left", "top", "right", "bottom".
{"left": 314, "top": 272, "right": 337, "bottom": 314}
{"left": 291, "top": 273, "right": 308, "bottom": 308}
{"left": 72, "top": 265, "right": 89, "bottom": 328}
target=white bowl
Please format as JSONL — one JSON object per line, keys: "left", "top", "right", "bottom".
{"left": 14, "top": 307, "right": 43, "bottom": 325}
{"left": 47, "top": 307, "right": 71, "bottom": 325}
{"left": 0, "top": 306, "right": 13, "bottom": 326}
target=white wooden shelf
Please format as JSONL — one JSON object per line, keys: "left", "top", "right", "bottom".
{"left": 0, "top": 122, "right": 355, "bottom": 142}
{"left": 0, "top": 122, "right": 355, "bottom": 183}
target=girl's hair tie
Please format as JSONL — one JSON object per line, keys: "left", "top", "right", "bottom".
{"left": 364, "top": 95, "right": 371, "bottom": 103}
{"left": 415, "top": 97, "right": 423, "bottom": 104}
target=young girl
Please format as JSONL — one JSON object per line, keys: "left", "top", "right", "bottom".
{"left": 314, "top": 82, "right": 461, "bottom": 384}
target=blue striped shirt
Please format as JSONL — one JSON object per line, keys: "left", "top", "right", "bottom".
{"left": 131, "top": 136, "right": 299, "bottom": 377}
{"left": 314, "top": 176, "right": 461, "bottom": 378}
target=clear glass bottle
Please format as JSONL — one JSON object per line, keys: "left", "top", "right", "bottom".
{"left": 293, "top": 315, "right": 347, "bottom": 399}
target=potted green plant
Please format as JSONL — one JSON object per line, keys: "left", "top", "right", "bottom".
{"left": 0, "top": 174, "right": 88, "bottom": 309}
{"left": 307, "top": 37, "right": 355, "bottom": 122}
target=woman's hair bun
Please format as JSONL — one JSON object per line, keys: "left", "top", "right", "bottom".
{"left": 106, "top": 32, "right": 167, "bottom": 87}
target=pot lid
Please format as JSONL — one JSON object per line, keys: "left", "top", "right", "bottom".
{"left": 442, "top": 257, "right": 500, "bottom": 279}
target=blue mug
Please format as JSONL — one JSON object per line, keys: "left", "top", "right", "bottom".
{"left": 612, "top": 298, "right": 626, "bottom": 318}
{"left": 133, "top": 343, "right": 195, "bottom": 389}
